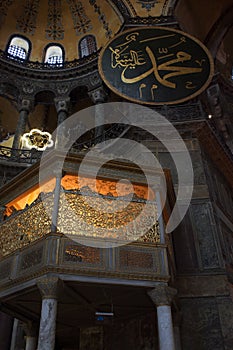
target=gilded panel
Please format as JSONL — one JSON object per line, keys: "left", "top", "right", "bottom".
{"left": 0, "top": 197, "right": 52, "bottom": 256}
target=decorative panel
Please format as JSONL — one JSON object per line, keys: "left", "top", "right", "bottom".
{"left": 190, "top": 202, "right": 220, "bottom": 269}
{"left": 0, "top": 259, "right": 11, "bottom": 279}
{"left": 58, "top": 190, "right": 157, "bottom": 244}
{"left": 0, "top": 197, "right": 52, "bottom": 256}
{"left": 20, "top": 246, "right": 43, "bottom": 270}
{"left": 16, "top": 0, "right": 40, "bottom": 35}
{"left": 0, "top": 0, "right": 14, "bottom": 29}
{"left": 181, "top": 298, "right": 224, "bottom": 350}
{"left": 119, "top": 250, "right": 153, "bottom": 270}
{"left": 64, "top": 244, "right": 102, "bottom": 265}
{"left": 67, "top": 0, "right": 92, "bottom": 35}
{"left": 89, "top": 0, "right": 112, "bottom": 38}
{"left": 46, "top": 0, "right": 64, "bottom": 40}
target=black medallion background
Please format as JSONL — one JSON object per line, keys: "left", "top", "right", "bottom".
{"left": 98, "top": 27, "right": 214, "bottom": 105}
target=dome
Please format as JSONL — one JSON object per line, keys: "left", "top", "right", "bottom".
{"left": 0, "top": 0, "right": 174, "bottom": 62}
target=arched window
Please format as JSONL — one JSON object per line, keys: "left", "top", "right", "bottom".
{"left": 7, "top": 36, "right": 30, "bottom": 60}
{"left": 79, "top": 35, "right": 97, "bottom": 58}
{"left": 44, "top": 45, "right": 64, "bottom": 67}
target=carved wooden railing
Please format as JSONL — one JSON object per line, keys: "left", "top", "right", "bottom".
{"left": 0, "top": 234, "right": 169, "bottom": 289}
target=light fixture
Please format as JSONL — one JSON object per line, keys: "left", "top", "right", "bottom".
{"left": 21, "top": 129, "right": 53, "bottom": 151}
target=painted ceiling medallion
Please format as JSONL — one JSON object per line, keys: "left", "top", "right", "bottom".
{"left": 22, "top": 129, "right": 54, "bottom": 151}
{"left": 99, "top": 27, "right": 214, "bottom": 105}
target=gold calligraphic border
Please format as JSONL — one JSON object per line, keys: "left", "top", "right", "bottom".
{"left": 98, "top": 26, "right": 214, "bottom": 105}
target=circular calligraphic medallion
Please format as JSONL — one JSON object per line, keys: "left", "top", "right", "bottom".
{"left": 98, "top": 27, "right": 214, "bottom": 105}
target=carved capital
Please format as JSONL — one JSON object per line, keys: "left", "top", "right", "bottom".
{"left": 23, "top": 321, "right": 37, "bottom": 337}
{"left": 53, "top": 167, "right": 63, "bottom": 179}
{"left": 37, "top": 277, "right": 59, "bottom": 299}
{"left": 22, "top": 82, "right": 35, "bottom": 95}
{"left": 56, "top": 84, "right": 70, "bottom": 96}
{"left": 54, "top": 97, "right": 70, "bottom": 113}
{"left": 18, "top": 98, "right": 34, "bottom": 113}
{"left": 148, "top": 285, "right": 177, "bottom": 306}
{"left": 88, "top": 87, "right": 108, "bottom": 104}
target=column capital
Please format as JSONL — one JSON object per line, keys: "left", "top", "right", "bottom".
{"left": 88, "top": 86, "right": 108, "bottom": 104}
{"left": 37, "top": 277, "right": 59, "bottom": 299}
{"left": 52, "top": 168, "right": 63, "bottom": 179}
{"left": 23, "top": 321, "right": 37, "bottom": 337}
{"left": 18, "top": 97, "right": 34, "bottom": 113}
{"left": 148, "top": 285, "right": 177, "bottom": 306}
{"left": 54, "top": 97, "right": 70, "bottom": 113}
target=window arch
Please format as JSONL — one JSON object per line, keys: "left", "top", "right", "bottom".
{"left": 44, "top": 44, "right": 64, "bottom": 67}
{"left": 79, "top": 35, "right": 97, "bottom": 58}
{"left": 6, "top": 35, "right": 30, "bottom": 60}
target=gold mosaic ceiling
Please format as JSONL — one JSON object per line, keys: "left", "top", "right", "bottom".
{"left": 0, "top": 0, "right": 174, "bottom": 61}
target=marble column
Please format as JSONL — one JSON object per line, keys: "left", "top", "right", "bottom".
{"left": 88, "top": 87, "right": 108, "bottom": 144}
{"left": 12, "top": 98, "right": 33, "bottom": 151}
{"left": 148, "top": 285, "right": 177, "bottom": 350}
{"left": 25, "top": 336, "right": 37, "bottom": 350}
{"left": 37, "top": 277, "right": 58, "bottom": 350}
{"left": 10, "top": 318, "right": 19, "bottom": 350}
{"left": 23, "top": 322, "right": 37, "bottom": 350}
{"left": 54, "top": 97, "right": 70, "bottom": 149}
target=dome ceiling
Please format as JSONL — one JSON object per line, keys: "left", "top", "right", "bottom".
{"left": 0, "top": 0, "right": 174, "bottom": 62}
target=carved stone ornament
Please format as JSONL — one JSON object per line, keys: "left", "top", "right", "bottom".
{"left": 54, "top": 97, "right": 70, "bottom": 113}
{"left": 18, "top": 98, "right": 34, "bottom": 113}
{"left": 88, "top": 86, "right": 108, "bottom": 103}
{"left": 56, "top": 84, "right": 70, "bottom": 96}
{"left": 37, "top": 277, "right": 59, "bottom": 299}
{"left": 22, "top": 82, "right": 35, "bottom": 95}
{"left": 148, "top": 284, "right": 177, "bottom": 306}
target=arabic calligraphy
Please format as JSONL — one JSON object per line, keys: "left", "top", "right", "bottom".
{"left": 99, "top": 27, "right": 214, "bottom": 105}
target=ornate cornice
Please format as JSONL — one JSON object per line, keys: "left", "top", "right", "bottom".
{"left": 125, "top": 15, "right": 178, "bottom": 27}
{"left": 0, "top": 49, "right": 100, "bottom": 81}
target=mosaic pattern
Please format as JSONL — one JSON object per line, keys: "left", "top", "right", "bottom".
{"left": 138, "top": 221, "right": 160, "bottom": 243}
{"left": 89, "top": 0, "right": 112, "bottom": 38}
{"left": 67, "top": 0, "right": 92, "bottom": 35}
{"left": 16, "top": 0, "right": 40, "bottom": 35}
{"left": 119, "top": 250, "right": 153, "bottom": 269}
{"left": 123, "top": 0, "right": 137, "bottom": 16}
{"left": 64, "top": 245, "right": 101, "bottom": 264}
{"left": 0, "top": 0, "right": 14, "bottom": 29}
{"left": 20, "top": 246, "right": 43, "bottom": 270}
{"left": 0, "top": 196, "right": 52, "bottom": 256}
{"left": 46, "top": 0, "right": 64, "bottom": 40}
{"left": 136, "top": 0, "right": 158, "bottom": 12}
